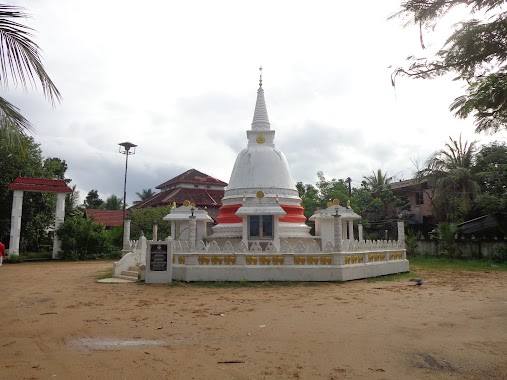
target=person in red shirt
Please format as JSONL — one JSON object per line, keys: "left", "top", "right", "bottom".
{"left": 0, "top": 238, "right": 5, "bottom": 266}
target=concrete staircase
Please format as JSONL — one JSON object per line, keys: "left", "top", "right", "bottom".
{"left": 115, "top": 265, "right": 140, "bottom": 281}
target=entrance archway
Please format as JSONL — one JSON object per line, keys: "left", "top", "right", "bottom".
{"left": 8, "top": 177, "right": 72, "bottom": 259}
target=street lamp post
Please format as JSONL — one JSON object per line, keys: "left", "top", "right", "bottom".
{"left": 119, "top": 142, "right": 137, "bottom": 253}
{"left": 118, "top": 141, "right": 137, "bottom": 220}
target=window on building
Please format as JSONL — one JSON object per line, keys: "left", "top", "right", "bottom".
{"left": 248, "top": 215, "right": 273, "bottom": 239}
{"left": 416, "top": 191, "right": 424, "bottom": 205}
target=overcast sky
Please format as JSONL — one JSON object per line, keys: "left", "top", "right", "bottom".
{"left": 9, "top": 0, "right": 507, "bottom": 205}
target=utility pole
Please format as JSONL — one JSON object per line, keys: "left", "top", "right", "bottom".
{"left": 346, "top": 177, "right": 352, "bottom": 197}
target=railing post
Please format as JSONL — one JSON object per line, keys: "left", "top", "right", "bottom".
{"left": 334, "top": 211, "right": 342, "bottom": 252}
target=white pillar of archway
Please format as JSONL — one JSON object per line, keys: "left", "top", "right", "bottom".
{"left": 9, "top": 190, "right": 24, "bottom": 256}
{"left": 52, "top": 192, "right": 67, "bottom": 259}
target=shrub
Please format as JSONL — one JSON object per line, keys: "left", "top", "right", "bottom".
{"left": 56, "top": 217, "right": 117, "bottom": 260}
{"left": 6, "top": 255, "right": 24, "bottom": 264}
{"left": 405, "top": 228, "right": 422, "bottom": 256}
{"left": 437, "top": 222, "right": 462, "bottom": 258}
{"left": 490, "top": 245, "right": 507, "bottom": 263}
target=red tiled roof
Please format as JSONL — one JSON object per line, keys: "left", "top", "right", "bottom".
{"left": 156, "top": 169, "right": 227, "bottom": 189}
{"left": 85, "top": 210, "right": 124, "bottom": 227}
{"left": 8, "top": 177, "right": 72, "bottom": 193}
{"left": 131, "top": 188, "right": 225, "bottom": 209}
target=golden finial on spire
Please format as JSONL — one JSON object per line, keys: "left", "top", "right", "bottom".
{"left": 259, "top": 65, "right": 263, "bottom": 87}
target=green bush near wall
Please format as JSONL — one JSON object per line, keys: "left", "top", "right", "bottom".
{"left": 56, "top": 217, "right": 118, "bottom": 260}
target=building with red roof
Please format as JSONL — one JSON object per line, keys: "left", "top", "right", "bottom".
{"left": 85, "top": 210, "right": 124, "bottom": 228}
{"left": 130, "top": 169, "right": 227, "bottom": 221}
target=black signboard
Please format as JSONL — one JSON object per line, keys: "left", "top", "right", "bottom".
{"left": 150, "top": 243, "right": 168, "bottom": 271}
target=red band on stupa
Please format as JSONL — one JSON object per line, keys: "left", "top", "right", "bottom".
{"left": 216, "top": 204, "right": 306, "bottom": 224}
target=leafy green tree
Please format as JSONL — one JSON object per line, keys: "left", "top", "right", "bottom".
{"left": 391, "top": 1, "right": 507, "bottom": 133}
{"left": 425, "top": 136, "right": 480, "bottom": 222}
{"left": 43, "top": 158, "right": 68, "bottom": 181}
{"left": 83, "top": 190, "right": 104, "bottom": 209}
{"left": 357, "top": 169, "right": 408, "bottom": 233}
{"left": 104, "top": 194, "right": 123, "bottom": 210}
{"left": 135, "top": 188, "right": 155, "bottom": 201}
{"left": 129, "top": 205, "right": 172, "bottom": 240}
{"left": 0, "top": 5, "right": 60, "bottom": 135}
{"left": 0, "top": 130, "right": 60, "bottom": 247}
{"left": 316, "top": 171, "right": 349, "bottom": 207}
{"left": 296, "top": 182, "right": 320, "bottom": 219}
{"left": 471, "top": 141, "right": 507, "bottom": 216}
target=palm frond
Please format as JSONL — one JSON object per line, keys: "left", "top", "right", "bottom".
{"left": 0, "top": 5, "right": 61, "bottom": 104}
{"left": 0, "top": 95, "right": 33, "bottom": 133}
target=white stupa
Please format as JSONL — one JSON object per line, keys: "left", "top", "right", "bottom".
{"left": 211, "top": 70, "right": 312, "bottom": 249}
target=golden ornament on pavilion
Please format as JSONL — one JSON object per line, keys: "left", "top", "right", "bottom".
{"left": 333, "top": 199, "right": 340, "bottom": 205}
{"left": 183, "top": 200, "right": 191, "bottom": 207}
{"left": 256, "top": 191, "right": 265, "bottom": 198}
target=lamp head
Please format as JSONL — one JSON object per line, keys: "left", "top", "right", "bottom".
{"left": 119, "top": 141, "right": 137, "bottom": 154}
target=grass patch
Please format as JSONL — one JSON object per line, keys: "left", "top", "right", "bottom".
{"left": 21, "top": 251, "right": 53, "bottom": 260}
{"left": 94, "top": 267, "right": 113, "bottom": 280}
{"left": 408, "top": 256, "right": 507, "bottom": 272}
{"left": 5, "top": 255, "right": 24, "bottom": 264}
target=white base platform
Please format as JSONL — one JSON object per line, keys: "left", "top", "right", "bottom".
{"left": 171, "top": 260, "right": 409, "bottom": 282}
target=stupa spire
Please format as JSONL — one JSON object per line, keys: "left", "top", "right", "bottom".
{"left": 251, "top": 66, "right": 270, "bottom": 131}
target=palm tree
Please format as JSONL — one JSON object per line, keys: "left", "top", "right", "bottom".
{"left": 104, "top": 195, "right": 123, "bottom": 210}
{"left": 136, "top": 188, "right": 155, "bottom": 201}
{"left": 362, "top": 169, "right": 392, "bottom": 196}
{"left": 425, "top": 136, "right": 480, "bottom": 221}
{"left": 0, "top": 5, "right": 61, "bottom": 135}
{"left": 65, "top": 185, "right": 82, "bottom": 216}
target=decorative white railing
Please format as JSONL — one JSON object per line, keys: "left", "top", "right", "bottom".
{"left": 167, "top": 238, "right": 406, "bottom": 267}
{"left": 170, "top": 239, "right": 403, "bottom": 254}
{"left": 171, "top": 250, "right": 406, "bottom": 267}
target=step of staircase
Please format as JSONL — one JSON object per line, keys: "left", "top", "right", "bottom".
{"left": 121, "top": 270, "right": 139, "bottom": 278}
{"left": 115, "top": 275, "right": 138, "bottom": 281}
{"left": 114, "top": 265, "right": 140, "bottom": 281}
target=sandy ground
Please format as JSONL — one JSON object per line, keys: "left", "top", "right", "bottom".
{"left": 0, "top": 261, "right": 506, "bottom": 380}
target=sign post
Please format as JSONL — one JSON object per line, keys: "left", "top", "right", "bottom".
{"left": 145, "top": 241, "right": 173, "bottom": 283}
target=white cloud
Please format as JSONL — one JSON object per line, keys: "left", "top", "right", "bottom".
{"left": 10, "top": 0, "right": 507, "bottom": 204}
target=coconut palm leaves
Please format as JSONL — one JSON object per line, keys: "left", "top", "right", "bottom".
{"left": 362, "top": 169, "right": 392, "bottom": 196}
{"left": 0, "top": 5, "right": 60, "bottom": 134}
{"left": 136, "top": 188, "right": 155, "bottom": 201}
{"left": 425, "top": 136, "right": 480, "bottom": 221}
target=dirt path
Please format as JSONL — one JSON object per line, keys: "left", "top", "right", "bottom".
{"left": 0, "top": 261, "right": 506, "bottom": 379}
